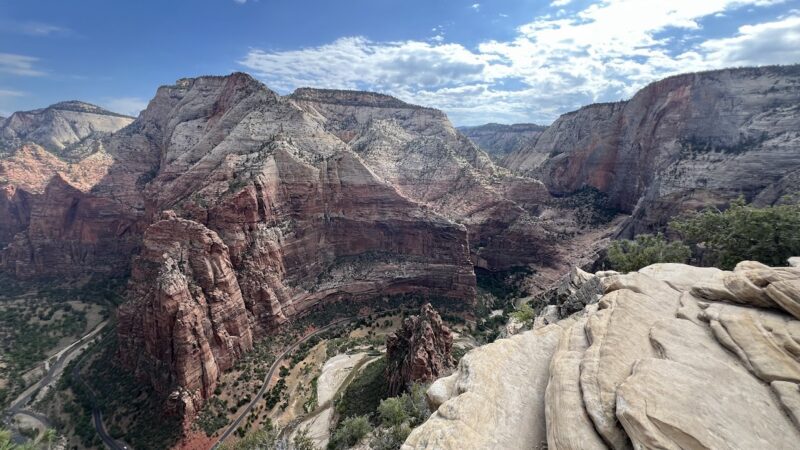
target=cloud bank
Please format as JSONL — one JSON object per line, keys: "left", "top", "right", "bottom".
{"left": 240, "top": 0, "right": 800, "bottom": 125}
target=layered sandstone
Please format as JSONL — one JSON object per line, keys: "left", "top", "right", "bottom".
{"left": 291, "top": 88, "right": 566, "bottom": 270}
{"left": 504, "top": 65, "right": 800, "bottom": 235}
{"left": 404, "top": 258, "right": 800, "bottom": 449}
{"left": 385, "top": 304, "right": 454, "bottom": 396}
{"left": 105, "top": 74, "right": 478, "bottom": 408}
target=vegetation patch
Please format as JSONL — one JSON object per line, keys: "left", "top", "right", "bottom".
{"left": 335, "top": 357, "right": 388, "bottom": 421}
{"left": 606, "top": 197, "right": 800, "bottom": 272}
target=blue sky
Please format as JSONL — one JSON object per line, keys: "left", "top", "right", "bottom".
{"left": 1, "top": 0, "right": 799, "bottom": 125}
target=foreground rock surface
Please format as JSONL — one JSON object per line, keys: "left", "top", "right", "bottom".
{"left": 404, "top": 258, "right": 800, "bottom": 449}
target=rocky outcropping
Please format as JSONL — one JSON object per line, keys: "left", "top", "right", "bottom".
{"left": 404, "top": 258, "right": 800, "bottom": 449}
{"left": 504, "top": 65, "right": 800, "bottom": 235}
{"left": 116, "top": 212, "right": 254, "bottom": 417}
{"left": 386, "top": 304, "right": 454, "bottom": 397}
{"left": 458, "top": 123, "right": 546, "bottom": 160}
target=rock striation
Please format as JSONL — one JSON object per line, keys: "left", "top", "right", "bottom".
{"left": 404, "top": 258, "right": 800, "bottom": 449}
{"left": 503, "top": 65, "right": 800, "bottom": 235}
{"left": 290, "top": 88, "right": 569, "bottom": 271}
{"left": 385, "top": 303, "right": 454, "bottom": 396}
{"left": 107, "top": 75, "right": 478, "bottom": 410}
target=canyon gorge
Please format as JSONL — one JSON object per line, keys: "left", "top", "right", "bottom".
{"left": 1, "top": 64, "right": 799, "bottom": 449}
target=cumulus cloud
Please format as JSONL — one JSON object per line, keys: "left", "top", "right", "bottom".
{"left": 102, "top": 97, "right": 148, "bottom": 117}
{"left": 0, "top": 53, "right": 45, "bottom": 77}
{"left": 238, "top": 0, "right": 800, "bottom": 125}
{"left": 700, "top": 15, "right": 800, "bottom": 66}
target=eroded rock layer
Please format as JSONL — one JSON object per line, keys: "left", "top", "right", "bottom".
{"left": 404, "top": 258, "right": 800, "bottom": 450}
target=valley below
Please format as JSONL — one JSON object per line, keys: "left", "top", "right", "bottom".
{"left": 1, "top": 63, "right": 799, "bottom": 450}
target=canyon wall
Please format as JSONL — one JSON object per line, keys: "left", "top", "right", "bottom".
{"left": 502, "top": 65, "right": 800, "bottom": 235}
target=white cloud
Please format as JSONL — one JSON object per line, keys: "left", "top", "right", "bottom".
{"left": 102, "top": 97, "right": 148, "bottom": 117}
{"left": 0, "top": 20, "right": 70, "bottom": 37}
{"left": 551, "top": 0, "right": 574, "bottom": 6}
{"left": 0, "top": 89, "right": 24, "bottom": 97}
{"left": 699, "top": 15, "right": 800, "bottom": 66}
{"left": 0, "top": 53, "right": 45, "bottom": 77}
{"left": 471, "top": 3, "right": 480, "bottom": 11}
{"left": 238, "top": 0, "right": 800, "bottom": 125}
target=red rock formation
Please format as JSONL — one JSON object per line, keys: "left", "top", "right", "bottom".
{"left": 117, "top": 212, "right": 254, "bottom": 416}
{"left": 386, "top": 303, "right": 454, "bottom": 396}
{"left": 504, "top": 65, "right": 800, "bottom": 235}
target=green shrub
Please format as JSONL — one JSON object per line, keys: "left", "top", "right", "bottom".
{"left": 329, "top": 416, "right": 372, "bottom": 449}
{"left": 377, "top": 397, "right": 407, "bottom": 427}
{"left": 670, "top": 198, "right": 800, "bottom": 269}
{"left": 370, "top": 423, "right": 412, "bottom": 450}
{"left": 510, "top": 303, "right": 535, "bottom": 324}
{"left": 606, "top": 233, "right": 691, "bottom": 273}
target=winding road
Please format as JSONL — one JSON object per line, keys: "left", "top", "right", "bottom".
{"left": 211, "top": 316, "right": 359, "bottom": 449}
{"left": 3, "top": 320, "right": 108, "bottom": 444}
{"left": 70, "top": 334, "right": 129, "bottom": 450}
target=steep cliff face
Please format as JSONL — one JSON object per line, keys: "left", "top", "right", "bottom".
{"left": 506, "top": 65, "right": 800, "bottom": 235}
{"left": 459, "top": 123, "right": 547, "bottom": 160}
{"left": 406, "top": 258, "right": 800, "bottom": 449}
{"left": 0, "top": 102, "right": 140, "bottom": 277}
{"left": 291, "top": 88, "right": 561, "bottom": 270}
{"left": 385, "top": 303, "right": 454, "bottom": 396}
{"left": 107, "top": 75, "right": 477, "bottom": 407}
{"left": 0, "top": 75, "right": 616, "bottom": 414}
{"left": 116, "top": 212, "right": 254, "bottom": 416}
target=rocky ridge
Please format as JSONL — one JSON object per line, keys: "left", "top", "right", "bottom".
{"left": 502, "top": 65, "right": 800, "bottom": 235}
{"left": 385, "top": 303, "right": 454, "bottom": 396}
{"left": 0, "top": 100, "right": 134, "bottom": 155}
{"left": 459, "top": 123, "right": 547, "bottom": 160}
{"left": 405, "top": 257, "right": 800, "bottom": 449}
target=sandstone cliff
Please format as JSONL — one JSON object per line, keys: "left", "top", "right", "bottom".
{"left": 385, "top": 303, "right": 454, "bottom": 396}
{"left": 405, "top": 257, "right": 800, "bottom": 449}
{"left": 459, "top": 123, "right": 546, "bottom": 160}
{"left": 291, "top": 88, "right": 575, "bottom": 270}
{"left": 504, "top": 65, "right": 800, "bottom": 235}
{"left": 105, "top": 75, "right": 478, "bottom": 409}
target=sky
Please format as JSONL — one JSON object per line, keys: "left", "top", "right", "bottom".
{"left": 0, "top": 0, "right": 799, "bottom": 125}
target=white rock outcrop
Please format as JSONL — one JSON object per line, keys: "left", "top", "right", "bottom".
{"left": 404, "top": 258, "right": 800, "bottom": 449}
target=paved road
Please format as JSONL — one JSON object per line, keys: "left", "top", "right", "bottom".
{"left": 70, "top": 332, "right": 130, "bottom": 450}
{"left": 4, "top": 321, "right": 109, "bottom": 441}
{"left": 211, "top": 316, "right": 358, "bottom": 449}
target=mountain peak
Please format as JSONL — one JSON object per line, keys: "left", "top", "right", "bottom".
{"left": 47, "top": 100, "right": 134, "bottom": 118}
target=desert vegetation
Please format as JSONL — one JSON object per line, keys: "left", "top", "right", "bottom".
{"left": 606, "top": 199, "right": 800, "bottom": 272}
